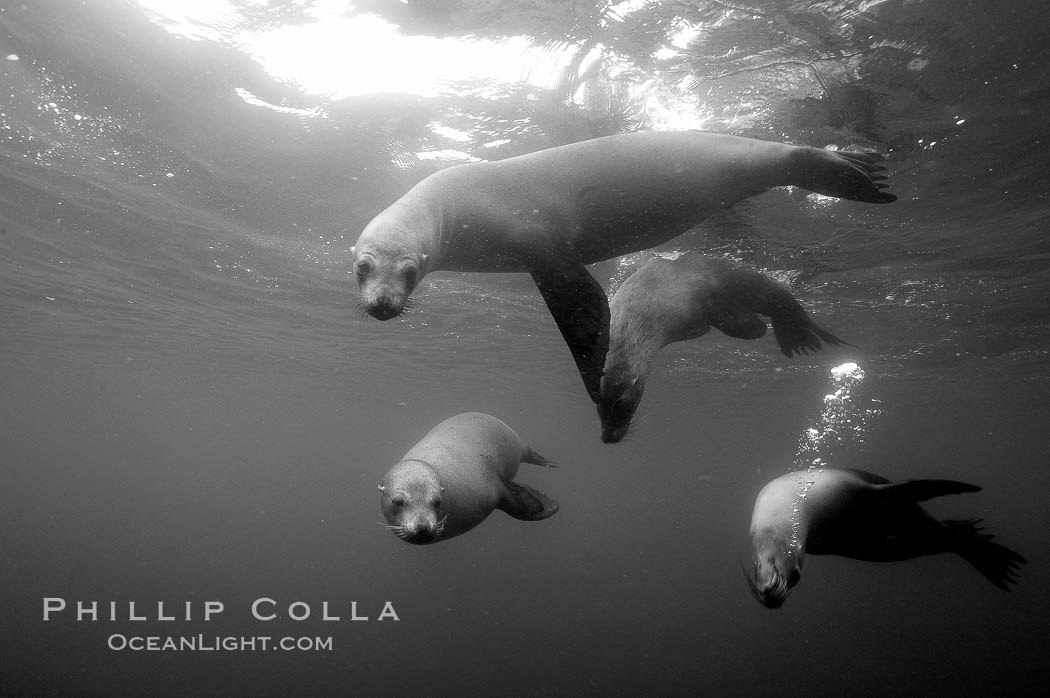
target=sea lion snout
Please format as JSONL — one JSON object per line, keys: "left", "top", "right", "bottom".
{"left": 597, "top": 378, "right": 644, "bottom": 443}
{"left": 356, "top": 266, "right": 408, "bottom": 319}
{"left": 746, "top": 547, "right": 800, "bottom": 609}
{"left": 597, "top": 402, "right": 636, "bottom": 443}
{"left": 365, "top": 292, "right": 405, "bottom": 320}
{"left": 599, "top": 418, "right": 628, "bottom": 444}
{"left": 384, "top": 505, "right": 441, "bottom": 544}
{"left": 352, "top": 246, "right": 425, "bottom": 320}
{"left": 755, "top": 570, "right": 789, "bottom": 609}
{"left": 399, "top": 516, "right": 439, "bottom": 544}
{"left": 358, "top": 272, "right": 410, "bottom": 319}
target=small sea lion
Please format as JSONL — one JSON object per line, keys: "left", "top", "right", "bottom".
{"left": 378, "top": 412, "right": 558, "bottom": 545}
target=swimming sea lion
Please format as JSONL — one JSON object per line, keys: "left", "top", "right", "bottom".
{"left": 378, "top": 412, "right": 559, "bottom": 545}
{"left": 351, "top": 130, "right": 894, "bottom": 402}
{"left": 747, "top": 468, "right": 1025, "bottom": 609}
{"left": 598, "top": 254, "right": 847, "bottom": 443}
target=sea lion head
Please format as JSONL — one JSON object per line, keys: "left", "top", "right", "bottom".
{"left": 597, "top": 371, "right": 646, "bottom": 444}
{"left": 350, "top": 236, "right": 428, "bottom": 321}
{"left": 378, "top": 460, "right": 446, "bottom": 545}
{"left": 746, "top": 537, "right": 802, "bottom": 609}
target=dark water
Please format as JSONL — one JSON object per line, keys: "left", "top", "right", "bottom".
{"left": 2, "top": 1, "right": 1048, "bottom": 695}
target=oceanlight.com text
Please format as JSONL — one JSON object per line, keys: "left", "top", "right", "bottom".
{"left": 107, "top": 634, "right": 334, "bottom": 652}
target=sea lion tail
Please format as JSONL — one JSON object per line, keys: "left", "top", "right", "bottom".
{"left": 499, "top": 482, "right": 560, "bottom": 521}
{"left": 945, "top": 519, "right": 1026, "bottom": 591}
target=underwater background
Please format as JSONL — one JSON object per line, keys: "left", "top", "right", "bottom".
{"left": 2, "top": 1, "right": 1048, "bottom": 695}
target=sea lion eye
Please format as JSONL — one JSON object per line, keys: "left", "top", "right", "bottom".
{"left": 403, "top": 265, "right": 418, "bottom": 287}
{"left": 431, "top": 496, "right": 442, "bottom": 509}
{"left": 355, "top": 259, "right": 373, "bottom": 280}
{"left": 391, "top": 494, "right": 406, "bottom": 507}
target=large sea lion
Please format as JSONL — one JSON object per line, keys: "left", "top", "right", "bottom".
{"left": 598, "top": 254, "right": 847, "bottom": 443}
{"left": 747, "top": 468, "right": 1025, "bottom": 609}
{"left": 378, "top": 412, "right": 559, "bottom": 545}
{"left": 351, "top": 131, "right": 894, "bottom": 401}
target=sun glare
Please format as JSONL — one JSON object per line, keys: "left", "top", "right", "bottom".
{"left": 136, "top": 0, "right": 574, "bottom": 99}
{"left": 137, "top": 0, "right": 244, "bottom": 42}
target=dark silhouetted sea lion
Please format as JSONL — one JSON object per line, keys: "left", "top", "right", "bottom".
{"left": 747, "top": 467, "right": 1025, "bottom": 608}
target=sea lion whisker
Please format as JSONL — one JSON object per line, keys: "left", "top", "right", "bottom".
{"left": 350, "top": 297, "right": 375, "bottom": 320}
{"left": 740, "top": 560, "right": 763, "bottom": 604}
{"left": 625, "top": 412, "right": 649, "bottom": 439}
{"left": 379, "top": 296, "right": 418, "bottom": 317}
{"left": 377, "top": 521, "right": 410, "bottom": 538}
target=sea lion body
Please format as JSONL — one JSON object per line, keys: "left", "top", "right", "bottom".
{"left": 379, "top": 412, "right": 558, "bottom": 545}
{"left": 747, "top": 468, "right": 1025, "bottom": 608}
{"left": 599, "top": 254, "right": 847, "bottom": 442}
{"left": 352, "top": 131, "right": 894, "bottom": 400}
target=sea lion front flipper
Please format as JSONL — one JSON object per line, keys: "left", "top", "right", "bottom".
{"left": 881, "top": 479, "right": 982, "bottom": 502}
{"left": 522, "top": 447, "right": 557, "bottom": 468}
{"left": 499, "top": 481, "right": 560, "bottom": 521}
{"left": 757, "top": 285, "right": 853, "bottom": 357}
{"left": 527, "top": 260, "right": 610, "bottom": 404}
{"left": 771, "top": 318, "right": 851, "bottom": 357}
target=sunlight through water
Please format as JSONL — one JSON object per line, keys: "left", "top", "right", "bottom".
{"left": 137, "top": 0, "right": 575, "bottom": 98}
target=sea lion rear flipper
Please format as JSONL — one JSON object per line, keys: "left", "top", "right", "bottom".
{"left": 882, "top": 479, "right": 982, "bottom": 502}
{"left": 499, "top": 481, "right": 559, "bottom": 521}
{"left": 944, "top": 519, "right": 1026, "bottom": 591}
{"left": 791, "top": 148, "right": 897, "bottom": 204}
{"left": 528, "top": 260, "right": 610, "bottom": 404}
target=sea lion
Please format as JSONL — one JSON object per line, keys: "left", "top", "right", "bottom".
{"left": 746, "top": 468, "right": 1025, "bottom": 609}
{"left": 378, "top": 412, "right": 559, "bottom": 545}
{"left": 351, "top": 130, "right": 894, "bottom": 402}
{"left": 598, "top": 254, "right": 847, "bottom": 443}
